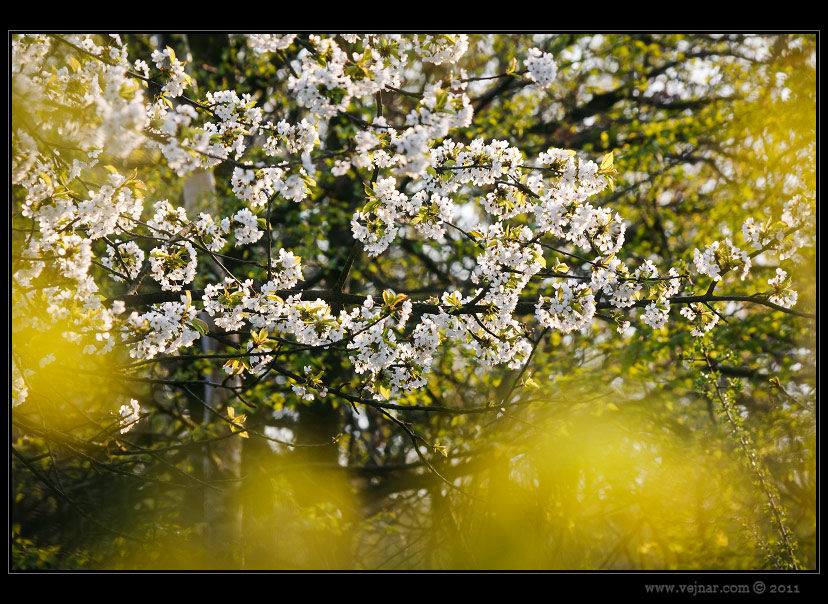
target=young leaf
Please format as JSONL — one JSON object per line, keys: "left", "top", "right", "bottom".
{"left": 524, "top": 377, "right": 540, "bottom": 389}
{"left": 189, "top": 318, "right": 209, "bottom": 335}
{"left": 600, "top": 151, "right": 614, "bottom": 172}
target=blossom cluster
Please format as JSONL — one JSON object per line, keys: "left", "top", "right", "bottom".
{"left": 12, "top": 36, "right": 148, "bottom": 363}
{"left": 101, "top": 240, "right": 145, "bottom": 282}
{"left": 263, "top": 119, "right": 319, "bottom": 158}
{"left": 125, "top": 297, "right": 201, "bottom": 360}
{"left": 77, "top": 173, "right": 144, "bottom": 241}
{"left": 693, "top": 239, "right": 752, "bottom": 282}
{"left": 742, "top": 195, "right": 813, "bottom": 261}
{"left": 412, "top": 34, "right": 469, "bottom": 65}
{"left": 285, "top": 35, "right": 407, "bottom": 119}
{"left": 524, "top": 48, "right": 558, "bottom": 89}
{"left": 231, "top": 166, "right": 311, "bottom": 208}
{"left": 11, "top": 33, "right": 813, "bottom": 416}
{"left": 247, "top": 34, "right": 298, "bottom": 54}
{"left": 150, "top": 47, "right": 192, "bottom": 99}
{"left": 118, "top": 399, "right": 142, "bottom": 434}
{"left": 149, "top": 241, "right": 198, "bottom": 291}
{"left": 13, "top": 35, "right": 146, "bottom": 162}
{"left": 536, "top": 282, "right": 596, "bottom": 334}
{"left": 680, "top": 303, "right": 720, "bottom": 337}
{"left": 767, "top": 269, "right": 798, "bottom": 309}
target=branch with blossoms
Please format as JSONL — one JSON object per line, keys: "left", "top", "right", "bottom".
{"left": 12, "top": 33, "right": 815, "bottom": 443}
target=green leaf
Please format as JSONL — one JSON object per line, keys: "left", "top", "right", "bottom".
{"left": 600, "top": 151, "right": 614, "bottom": 172}
{"left": 363, "top": 199, "right": 380, "bottom": 214}
{"left": 38, "top": 172, "right": 53, "bottom": 188}
{"left": 189, "top": 318, "right": 209, "bottom": 335}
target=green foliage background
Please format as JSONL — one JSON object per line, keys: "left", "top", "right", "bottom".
{"left": 11, "top": 33, "right": 816, "bottom": 570}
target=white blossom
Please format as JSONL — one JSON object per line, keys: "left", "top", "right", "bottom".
{"left": 524, "top": 48, "right": 558, "bottom": 89}
{"left": 118, "top": 399, "right": 141, "bottom": 434}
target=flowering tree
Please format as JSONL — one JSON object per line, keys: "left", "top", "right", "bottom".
{"left": 12, "top": 34, "right": 815, "bottom": 570}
